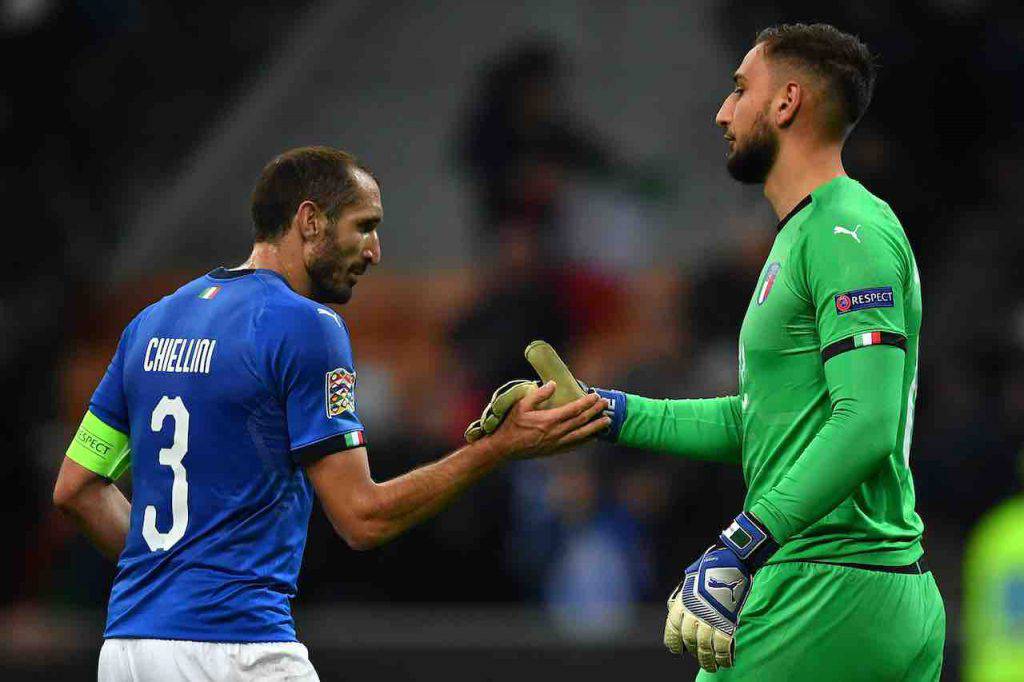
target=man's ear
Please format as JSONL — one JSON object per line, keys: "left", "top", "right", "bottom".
{"left": 775, "top": 81, "right": 802, "bottom": 129}
{"left": 294, "top": 200, "right": 322, "bottom": 242}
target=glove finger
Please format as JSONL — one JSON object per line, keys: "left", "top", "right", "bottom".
{"left": 680, "top": 610, "right": 699, "bottom": 657}
{"left": 695, "top": 621, "right": 719, "bottom": 673}
{"left": 524, "top": 340, "right": 586, "bottom": 409}
{"left": 481, "top": 381, "right": 536, "bottom": 435}
{"left": 712, "top": 628, "right": 734, "bottom": 669}
{"left": 490, "top": 379, "right": 535, "bottom": 402}
{"left": 464, "top": 420, "right": 484, "bottom": 443}
{"left": 488, "top": 381, "right": 537, "bottom": 427}
{"left": 663, "top": 593, "right": 685, "bottom": 654}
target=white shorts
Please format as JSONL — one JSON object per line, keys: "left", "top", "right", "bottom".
{"left": 98, "top": 638, "right": 319, "bottom": 681}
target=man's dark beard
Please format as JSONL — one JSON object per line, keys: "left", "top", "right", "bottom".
{"left": 726, "top": 113, "right": 778, "bottom": 184}
{"left": 307, "top": 236, "right": 353, "bottom": 305}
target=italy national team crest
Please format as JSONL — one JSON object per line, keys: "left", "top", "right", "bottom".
{"left": 325, "top": 367, "right": 356, "bottom": 418}
{"left": 756, "top": 262, "right": 781, "bottom": 305}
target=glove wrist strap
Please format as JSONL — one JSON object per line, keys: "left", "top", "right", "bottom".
{"left": 592, "top": 388, "right": 626, "bottom": 442}
{"left": 719, "top": 511, "right": 778, "bottom": 570}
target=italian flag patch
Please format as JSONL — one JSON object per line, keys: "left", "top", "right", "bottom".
{"left": 344, "top": 431, "right": 365, "bottom": 448}
{"left": 854, "top": 331, "right": 883, "bottom": 348}
{"left": 198, "top": 286, "right": 221, "bottom": 300}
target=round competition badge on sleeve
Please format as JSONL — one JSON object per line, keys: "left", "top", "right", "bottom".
{"left": 835, "top": 294, "right": 853, "bottom": 313}
{"left": 326, "top": 368, "right": 356, "bottom": 418}
{"left": 756, "top": 262, "right": 781, "bottom": 305}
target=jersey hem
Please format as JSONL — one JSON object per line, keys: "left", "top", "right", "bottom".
{"left": 765, "top": 543, "right": 924, "bottom": 569}
{"left": 103, "top": 634, "right": 300, "bottom": 644}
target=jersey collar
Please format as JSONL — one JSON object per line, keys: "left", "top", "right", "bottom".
{"left": 776, "top": 195, "right": 813, "bottom": 233}
{"left": 207, "top": 267, "right": 292, "bottom": 289}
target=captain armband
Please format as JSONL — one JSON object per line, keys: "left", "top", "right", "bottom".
{"left": 66, "top": 410, "right": 131, "bottom": 481}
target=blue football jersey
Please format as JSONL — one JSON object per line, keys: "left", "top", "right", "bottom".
{"left": 91, "top": 268, "right": 365, "bottom": 642}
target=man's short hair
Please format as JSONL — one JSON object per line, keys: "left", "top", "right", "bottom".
{"left": 250, "top": 146, "right": 378, "bottom": 242}
{"left": 756, "top": 23, "right": 877, "bottom": 138}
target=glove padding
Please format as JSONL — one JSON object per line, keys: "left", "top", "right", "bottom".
{"left": 664, "top": 512, "right": 777, "bottom": 673}
{"left": 524, "top": 340, "right": 587, "bottom": 408}
{"left": 464, "top": 341, "right": 588, "bottom": 444}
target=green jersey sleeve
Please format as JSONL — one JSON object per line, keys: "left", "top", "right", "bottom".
{"left": 66, "top": 410, "right": 132, "bottom": 481}
{"left": 617, "top": 394, "right": 743, "bottom": 464}
{"left": 749, "top": 345, "right": 904, "bottom": 543}
{"left": 789, "top": 207, "right": 913, "bottom": 352}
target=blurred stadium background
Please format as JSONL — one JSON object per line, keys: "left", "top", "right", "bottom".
{"left": 4, "top": 1, "right": 1024, "bottom": 680}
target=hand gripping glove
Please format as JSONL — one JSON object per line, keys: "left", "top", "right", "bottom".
{"left": 464, "top": 340, "right": 589, "bottom": 443}
{"left": 525, "top": 340, "right": 626, "bottom": 441}
{"left": 463, "top": 340, "right": 622, "bottom": 443}
{"left": 463, "top": 340, "right": 593, "bottom": 443}
{"left": 464, "top": 379, "right": 537, "bottom": 443}
{"left": 664, "top": 512, "right": 778, "bottom": 672}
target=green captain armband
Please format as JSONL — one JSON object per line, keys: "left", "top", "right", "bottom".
{"left": 66, "top": 411, "right": 131, "bottom": 481}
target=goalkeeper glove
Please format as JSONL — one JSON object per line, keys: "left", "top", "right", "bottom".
{"left": 464, "top": 340, "right": 625, "bottom": 443}
{"left": 464, "top": 340, "right": 593, "bottom": 443}
{"left": 663, "top": 511, "right": 778, "bottom": 672}
{"left": 524, "top": 340, "right": 627, "bottom": 441}
{"left": 464, "top": 379, "right": 537, "bottom": 443}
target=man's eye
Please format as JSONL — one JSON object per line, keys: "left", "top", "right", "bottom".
{"left": 733, "top": 88, "right": 743, "bottom": 96}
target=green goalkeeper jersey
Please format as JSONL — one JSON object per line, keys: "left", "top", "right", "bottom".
{"left": 739, "top": 176, "right": 923, "bottom": 565}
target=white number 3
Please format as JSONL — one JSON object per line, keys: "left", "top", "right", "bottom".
{"left": 143, "top": 396, "right": 190, "bottom": 552}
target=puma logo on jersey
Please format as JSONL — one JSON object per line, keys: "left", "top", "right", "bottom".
{"left": 833, "top": 225, "right": 862, "bottom": 243}
{"left": 317, "top": 308, "right": 342, "bottom": 328}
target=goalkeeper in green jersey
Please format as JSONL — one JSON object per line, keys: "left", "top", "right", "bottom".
{"left": 472, "top": 23, "right": 945, "bottom": 682}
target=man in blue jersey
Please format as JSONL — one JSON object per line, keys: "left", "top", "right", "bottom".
{"left": 52, "top": 146, "right": 610, "bottom": 681}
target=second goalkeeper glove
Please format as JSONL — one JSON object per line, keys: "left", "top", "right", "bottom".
{"left": 663, "top": 511, "right": 778, "bottom": 672}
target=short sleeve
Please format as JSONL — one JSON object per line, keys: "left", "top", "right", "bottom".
{"left": 259, "top": 302, "right": 365, "bottom": 465}
{"left": 797, "top": 216, "right": 911, "bottom": 362}
{"left": 89, "top": 318, "right": 137, "bottom": 433}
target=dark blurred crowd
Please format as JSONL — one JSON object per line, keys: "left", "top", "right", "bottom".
{"left": 6, "top": 3, "right": 1024, "bottom": 663}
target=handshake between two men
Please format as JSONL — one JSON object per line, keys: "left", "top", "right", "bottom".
{"left": 464, "top": 340, "right": 768, "bottom": 674}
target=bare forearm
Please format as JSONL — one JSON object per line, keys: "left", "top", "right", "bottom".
{"left": 357, "top": 439, "right": 503, "bottom": 547}
{"left": 59, "top": 484, "right": 131, "bottom": 561}
{"left": 311, "top": 386, "right": 609, "bottom": 550}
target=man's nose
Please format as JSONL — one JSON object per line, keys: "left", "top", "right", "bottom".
{"left": 715, "top": 99, "right": 731, "bottom": 129}
{"left": 364, "top": 231, "right": 381, "bottom": 265}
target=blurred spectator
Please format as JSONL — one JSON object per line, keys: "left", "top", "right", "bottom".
{"left": 962, "top": 452, "right": 1024, "bottom": 681}
{"left": 456, "top": 38, "right": 615, "bottom": 253}
{"left": 541, "top": 456, "right": 652, "bottom": 639}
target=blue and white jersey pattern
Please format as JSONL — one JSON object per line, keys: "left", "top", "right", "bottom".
{"left": 91, "top": 268, "right": 364, "bottom": 642}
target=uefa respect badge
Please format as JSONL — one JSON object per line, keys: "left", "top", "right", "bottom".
{"left": 325, "top": 367, "right": 356, "bottom": 417}
{"left": 834, "top": 286, "right": 894, "bottom": 314}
